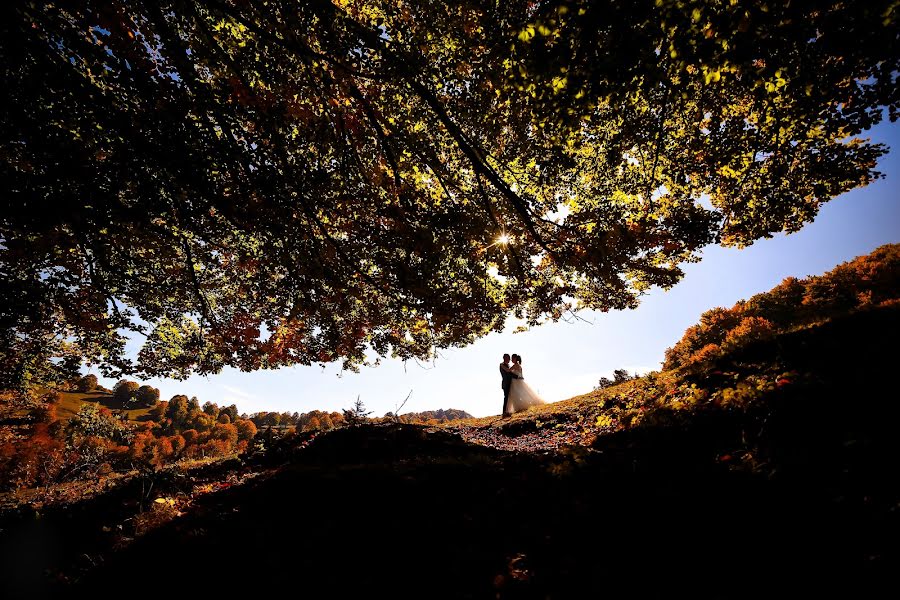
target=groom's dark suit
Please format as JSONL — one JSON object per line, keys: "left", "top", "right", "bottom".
{"left": 500, "top": 362, "right": 515, "bottom": 416}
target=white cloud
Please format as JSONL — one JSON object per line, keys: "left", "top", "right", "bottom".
{"left": 220, "top": 384, "right": 259, "bottom": 401}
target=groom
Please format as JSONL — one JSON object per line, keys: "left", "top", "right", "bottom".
{"left": 499, "top": 353, "right": 520, "bottom": 417}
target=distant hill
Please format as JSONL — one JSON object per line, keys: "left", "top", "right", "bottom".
{"left": 386, "top": 408, "right": 474, "bottom": 424}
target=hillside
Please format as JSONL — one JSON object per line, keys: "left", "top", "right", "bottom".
{"left": 53, "top": 389, "right": 156, "bottom": 423}
{"left": 1, "top": 300, "right": 897, "bottom": 598}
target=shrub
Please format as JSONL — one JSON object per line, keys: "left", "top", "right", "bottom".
{"left": 219, "top": 404, "right": 239, "bottom": 423}
{"left": 686, "top": 343, "right": 722, "bottom": 366}
{"left": 595, "top": 369, "right": 637, "bottom": 390}
{"left": 149, "top": 401, "right": 168, "bottom": 422}
{"left": 32, "top": 394, "right": 60, "bottom": 424}
{"left": 212, "top": 423, "right": 239, "bottom": 450}
{"left": 722, "top": 316, "right": 776, "bottom": 351}
{"left": 181, "top": 429, "right": 199, "bottom": 446}
{"left": 170, "top": 434, "right": 186, "bottom": 456}
{"left": 77, "top": 374, "right": 99, "bottom": 393}
{"left": 134, "top": 500, "right": 179, "bottom": 537}
{"left": 234, "top": 419, "right": 257, "bottom": 442}
{"left": 67, "top": 403, "right": 131, "bottom": 444}
{"left": 2, "top": 423, "right": 67, "bottom": 490}
{"left": 112, "top": 380, "right": 140, "bottom": 405}
{"left": 166, "top": 395, "right": 190, "bottom": 427}
{"left": 135, "top": 385, "right": 161, "bottom": 408}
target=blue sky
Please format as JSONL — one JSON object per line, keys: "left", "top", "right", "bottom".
{"left": 91, "top": 119, "right": 900, "bottom": 418}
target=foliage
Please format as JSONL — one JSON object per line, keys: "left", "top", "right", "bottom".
{"left": 133, "top": 499, "right": 180, "bottom": 537}
{"left": 112, "top": 380, "right": 140, "bottom": 405}
{"left": 722, "top": 316, "right": 774, "bottom": 351}
{"left": 664, "top": 244, "right": 900, "bottom": 369}
{"left": 343, "top": 397, "right": 373, "bottom": 426}
{"left": 67, "top": 403, "right": 131, "bottom": 445}
{"left": 380, "top": 408, "right": 473, "bottom": 424}
{"left": 0, "top": 375, "right": 268, "bottom": 492}
{"left": 150, "top": 401, "right": 168, "bottom": 422}
{"left": 252, "top": 409, "right": 345, "bottom": 432}
{"left": 2, "top": 1, "right": 897, "bottom": 386}
{"left": 166, "top": 395, "right": 191, "bottom": 428}
{"left": 594, "top": 368, "right": 637, "bottom": 390}
{"left": 77, "top": 374, "right": 99, "bottom": 393}
{"left": 219, "top": 404, "right": 239, "bottom": 423}
{"left": 234, "top": 419, "right": 257, "bottom": 443}
{"left": 135, "top": 384, "right": 161, "bottom": 408}
{"left": 0, "top": 422, "right": 58, "bottom": 490}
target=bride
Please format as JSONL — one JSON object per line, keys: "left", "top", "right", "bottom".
{"left": 507, "top": 354, "right": 545, "bottom": 413}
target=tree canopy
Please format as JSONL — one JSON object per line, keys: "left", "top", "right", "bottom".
{"left": 2, "top": 0, "right": 897, "bottom": 386}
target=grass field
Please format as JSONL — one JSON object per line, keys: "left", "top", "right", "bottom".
{"left": 55, "top": 390, "right": 156, "bottom": 423}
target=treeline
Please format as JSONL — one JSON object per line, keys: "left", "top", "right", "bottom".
{"left": 379, "top": 408, "right": 473, "bottom": 425}
{"left": 248, "top": 410, "right": 346, "bottom": 431}
{"left": 246, "top": 407, "right": 474, "bottom": 429}
{"left": 665, "top": 244, "right": 900, "bottom": 370}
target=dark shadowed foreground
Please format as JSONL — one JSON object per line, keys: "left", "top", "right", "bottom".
{"left": 2, "top": 306, "right": 899, "bottom": 599}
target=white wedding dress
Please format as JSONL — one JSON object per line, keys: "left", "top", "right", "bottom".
{"left": 507, "top": 364, "right": 545, "bottom": 413}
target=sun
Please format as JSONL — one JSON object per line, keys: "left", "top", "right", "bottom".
{"left": 496, "top": 233, "right": 511, "bottom": 245}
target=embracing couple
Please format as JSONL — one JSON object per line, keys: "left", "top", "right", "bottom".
{"left": 499, "top": 353, "right": 545, "bottom": 417}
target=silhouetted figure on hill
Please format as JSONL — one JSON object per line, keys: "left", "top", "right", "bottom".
{"left": 499, "top": 353, "right": 520, "bottom": 417}
{"left": 507, "top": 354, "right": 545, "bottom": 414}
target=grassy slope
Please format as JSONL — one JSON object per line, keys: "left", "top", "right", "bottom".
{"left": 54, "top": 389, "right": 156, "bottom": 423}
{"left": 2, "top": 304, "right": 899, "bottom": 599}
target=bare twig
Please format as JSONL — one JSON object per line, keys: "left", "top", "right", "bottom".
{"left": 391, "top": 389, "right": 412, "bottom": 422}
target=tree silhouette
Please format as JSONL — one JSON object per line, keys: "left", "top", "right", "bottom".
{"left": 2, "top": 1, "right": 897, "bottom": 386}
{"left": 77, "top": 374, "right": 99, "bottom": 393}
{"left": 343, "top": 397, "right": 372, "bottom": 426}
{"left": 112, "top": 380, "right": 140, "bottom": 405}
{"left": 135, "top": 385, "right": 161, "bottom": 408}
{"left": 595, "top": 368, "right": 636, "bottom": 390}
